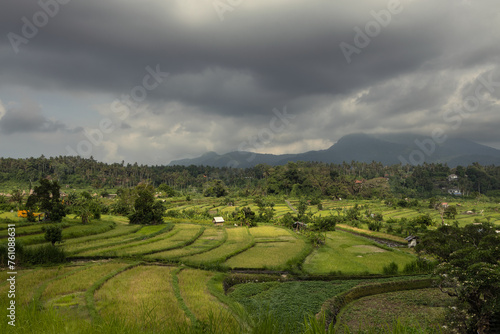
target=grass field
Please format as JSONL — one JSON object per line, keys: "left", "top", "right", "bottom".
{"left": 145, "top": 226, "right": 226, "bottom": 260}
{"left": 303, "top": 230, "right": 416, "bottom": 275}
{"left": 96, "top": 265, "right": 190, "bottom": 329}
{"left": 336, "top": 288, "right": 455, "bottom": 332}
{"left": 116, "top": 224, "right": 203, "bottom": 256}
{"left": 177, "top": 268, "right": 239, "bottom": 329}
{"left": 2, "top": 197, "right": 496, "bottom": 333}
{"left": 229, "top": 279, "right": 357, "bottom": 333}
{"left": 181, "top": 226, "right": 254, "bottom": 265}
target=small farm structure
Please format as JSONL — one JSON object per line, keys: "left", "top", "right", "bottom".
{"left": 405, "top": 235, "right": 419, "bottom": 248}
{"left": 212, "top": 217, "right": 225, "bottom": 226}
{"left": 293, "top": 221, "right": 307, "bottom": 231}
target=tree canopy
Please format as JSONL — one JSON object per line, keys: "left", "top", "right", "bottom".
{"left": 26, "top": 179, "right": 66, "bottom": 223}
{"left": 128, "top": 184, "right": 165, "bottom": 225}
{"left": 417, "top": 223, "right": 500, "bottom": 333}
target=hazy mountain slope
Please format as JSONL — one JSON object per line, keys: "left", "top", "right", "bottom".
{"left": 169, "top": 133, "right": 500, "bottom": 167}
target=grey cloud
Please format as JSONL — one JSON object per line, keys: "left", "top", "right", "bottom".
{"left": 0, "top": 101, "right": 67, "bottom": 135}
{"left": 0, "top": 0, "right": 499, "bottom": 163}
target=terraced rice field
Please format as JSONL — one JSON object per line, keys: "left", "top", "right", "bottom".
{"left": 95, "top": 265, "right": 189, "bottom": 327}
{"left": 146, "top": 227, "right": 226, "bottom": 260}
{"left": 116, "top": 224, "right": 204, "bottom": 256}
{"left": 1, "top": 197, "right": 497, "bottom": 333}
{"left": 224, "top": 226, "right": 307, "bottom": 269}
{"left": 77, "top": 224, "right": 179, "bottom": 256}
{"left": 177, "top": 268, "right": 238, "bottom": 327}
{"left": 303, "top": 230, "right": 415, "bottom": 274}
{"left": 181, "top": 227, "right": 254, "bottom": 264}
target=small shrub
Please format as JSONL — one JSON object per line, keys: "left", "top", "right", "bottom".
{"left": 382, "top": 261, "right": 399, "bottom": 275}
{"left": 386, "top": 224, "right": 394, "bottom": 233}
{"left": 368, "top": 221, "right": 382, "bottom": 231}
{"left": 42, "top": 225, "right": 62, "bottom": 246}
{"left": 165, "top": 209, "right": 181, "bottom": 218}
{"left": 24, "top": 244, "right": 66, "bottom": 264}
{"left": 402, "top": 258, "right": 436, "bottom": 274}
{"left": 0, "top": 242, "right": 66, "bottom": 265}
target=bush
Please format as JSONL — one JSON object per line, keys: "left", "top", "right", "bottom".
{"left": 279, "top": 213, "right": 295, "bottom": 229}
{"left": 24, "top": 244, "right": 66, "bottom": 264}
{"left": 312, "top": 215, "right": 339, "bottom": 231}
{"left": 382, "top": 261, "right": 399, "bottom": 275}
{"left": 368, "top": 221, "right": 383, "bottom": 231}
{"left": 42, "top": 225, "right": 62, "bottom": 246}
{"left": 165, "top": 209, "right": 181, "bottom": 218}
{"left": 0, "top": 242, "right": 66, "bottom": 266}
{"left": 305, "top": 231, "right": 326, "bottom": 248}
{"left": 402, "top": 258, "right": 436, "bottom": 274}
{"left": 128, "top": 184, "right": 165, "bottom": 224}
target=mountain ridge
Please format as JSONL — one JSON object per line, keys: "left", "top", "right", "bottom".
{"left": 169, "top": 133, "right": 500, "bottom": 168}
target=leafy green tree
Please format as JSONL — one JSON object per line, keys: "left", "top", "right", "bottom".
{"left": 278, "top": 212, "right": 295, "bottom": 229}
{"left": 416, "top": 223, "right": 500, "bottom": 333}
{"left": 254, "top": 196, "right": 275, "bottom": 222}
{"left": 26, "top": 179, "right": 66, "bottom": 222}
{"left": 111, "top": 188, "right": 137, "bottom": 215}
{"left": 203, "top": 179, "right": 228, "bottom": 197}
{"left": 237, "top": 207, "right": 256, "bottom": 227}
{"left": 312, "top": 215, "right": 338, "bottom": 231}
{"left": 157, "top": 183, "right": 177, "bottom": 197}
{"left": 411, "top": 214, "right": 433, "bottom": 228}
{"left": 42, "top": 225, "right": 62, "bottom": 246}
{"left": 297, "top": 198, "right": 308, "bottom": 220}
{"left": 10, "top": 189, "right": 24, "bottom": 210}
{"left": 444, "top": 206, "right": 457, "bottom": 219}
{"left": 345, "top": 203, "right": 361, "bottom": 221}
{"left": 66, "top": 191, "right": 78, "bottom": 206}
{"left": 128, "top": 184, "right": 165, "bottom": 225}
{"left": 73, "top": 195, "right": 101, "bottom": 224}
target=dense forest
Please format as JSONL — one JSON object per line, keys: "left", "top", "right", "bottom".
{"left": 1, "top": 156, "right": 500, "bottom": 199}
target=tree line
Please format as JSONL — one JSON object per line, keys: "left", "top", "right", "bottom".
{"left": 1, "top": 156, "right": 500, "bottom": 198}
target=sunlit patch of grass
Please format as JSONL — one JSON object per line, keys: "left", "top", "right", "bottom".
{"left": 133, "top": 224, "right": 168, "bottom": 236}
{"left": 79, "top": 224, "right": 177, "bottom": 256}
{"left": 60, "top": 225, "right": 142, "bottom": 253}
{"left": 95, "top": 265, "right": 189, "bottom": 329}
{"left": 336, "top": 225, "right": 406, "bottom": 244}
{"left": 65, "top": 232, "right": 147, "bottom": 255}
{"left": 177, "top": 268, "right": 239, "bottom": 328}
{"left": 224, "top": 239, "right": 307, "bottom": 270}
{"left": 145, "top": 227, "right": 225, "bottom": 260}
{"left": 249, "top": 225, "right": 295, "bottom": 241}
{"left": 182, "top": 227, "right": 253, "bottom": 264}
{"left": 63, "top": 223, "right": 141, "bottom": 245}
{"left": 303, "top": 231, "right": 415, "bottom": 275}
{"left": 118, "top": 224, "right": 203, "bottom": 256}
{"left": 16, "top": 221, "right": 115, "bottom": 246}
{"left": 0, "top": 266, "right": 78, "bottom": 305}
{"left": 42, "top": 261, "right": 131, "bottom": 301}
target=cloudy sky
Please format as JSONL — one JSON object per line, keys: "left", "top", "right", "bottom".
{"left": 1, "top": 0, "right": 500, "bottom": 165}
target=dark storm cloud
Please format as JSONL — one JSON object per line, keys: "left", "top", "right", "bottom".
{"left": 0, "top": 0, "right": 471, "bottom": 110}
{"left": 0, "top": 101, "right": 68, "bottom": 135}
{"left": 1, "top": 0, "right": 500, "bottom": 162}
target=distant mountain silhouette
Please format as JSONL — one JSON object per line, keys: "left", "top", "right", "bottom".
{"left": 169, "top": 133, "right": 500, "bottom": 168}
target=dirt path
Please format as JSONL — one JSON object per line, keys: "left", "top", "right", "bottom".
{"left": 285, "top": 200, "right": 298, "bottom": 214}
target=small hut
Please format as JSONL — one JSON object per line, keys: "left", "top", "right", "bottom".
{"left": 405, "top": 235, "right": 419, "bottom": 248}
{"left": 293, "top": 221, "right": 307, "bottom": 231}
{"left": 212, "top": 217, "right": 225, "bottom": 226}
